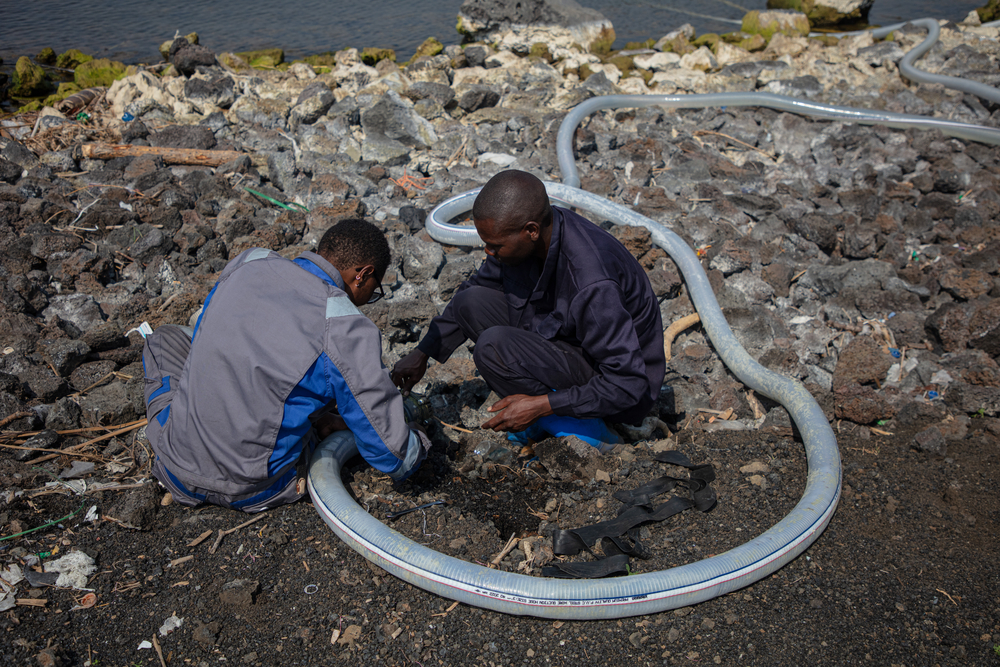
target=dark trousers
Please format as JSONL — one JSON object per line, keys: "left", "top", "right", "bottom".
{"left": 450, "top": 286, "right": 597, "bottom": 399}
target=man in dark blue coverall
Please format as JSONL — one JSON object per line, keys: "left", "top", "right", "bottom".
{"left": 391, "top": 170, "right": 665, "bottom": 449}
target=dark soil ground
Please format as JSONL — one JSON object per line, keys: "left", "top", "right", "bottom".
{"left": 1, "top": 405, "right": 998, "bottom": 667}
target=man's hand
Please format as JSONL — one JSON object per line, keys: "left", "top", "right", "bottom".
{"left": 312, "top": 412, "right": 347, "bottom": 440}
{"left": 391, "top": 350, "right": 429, "bottom": 395}
{"left": 482, "top": 394, "right": 553, "bottom": 433}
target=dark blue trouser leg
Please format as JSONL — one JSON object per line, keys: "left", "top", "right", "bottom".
{"left": 450, "top": 287, "right": 595, "bottom": 397}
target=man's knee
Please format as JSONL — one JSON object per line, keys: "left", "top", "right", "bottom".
{"left": 473, "top": 327, "right": 514, "bottom": 370}
{"left": 451, "top": 287, "right": 507, "bottom": 339}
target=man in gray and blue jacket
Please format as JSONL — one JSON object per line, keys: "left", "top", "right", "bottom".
{"left": 142, "top": 219, "right": 430, "bottom": 512}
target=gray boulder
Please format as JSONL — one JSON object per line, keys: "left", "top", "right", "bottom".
{"left": 184, "top": 76, "right": 236, "bottom": 110}
{"left": 290, "top": 82, "right": 335, "bottom": 129}
{"left": 402, "top": 236, "right": 445, "bottom": 283}
{"left": 361, "top": 91, "right": 438, "bottom": 149}
{"left": 360, "top": 133, "right": 411, "bottom": 167}
{"left": 42, "top": 294, "right": 106, "bottom": 333}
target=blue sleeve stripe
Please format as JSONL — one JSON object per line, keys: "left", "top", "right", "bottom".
{"left": 322, "top": 353, "right": 402, "bottom": 474}
{"left": 272, "top": 356, "right": 332, "bottom": 476}
{"left": 148, "top": 376, "right": 171, "bottom": 404}
{"left": 191, "top": 281, "right": 220, "bottom": 340}
{"left": 156, "top": 404, "right": 171, "bottom": 427}
{"left": 159, "top": 457, "right": 206, "bottom": 501}
{"left": 230, "top": 467, "right": 298, "bottom": 509}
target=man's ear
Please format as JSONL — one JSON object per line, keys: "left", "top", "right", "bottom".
{"left": 523, "top": 220, "right": 540, "bottom": 240}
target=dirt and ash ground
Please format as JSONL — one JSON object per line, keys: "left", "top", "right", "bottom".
{"left": 0, "top": 372, "right": 998, "bottom": 667}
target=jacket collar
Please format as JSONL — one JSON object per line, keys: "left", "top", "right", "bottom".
{"left": 294, "top": 251, "right": 346, "bottom": 290}
{"left": 532, "top": 206, "right": 564, "bottom": 298}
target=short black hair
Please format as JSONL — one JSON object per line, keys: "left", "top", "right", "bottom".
{"left": 317, "top": 218, "right": 391, "bottom": 278}
{"left": 472, "top": 170, "right": 551, "bottom": 234}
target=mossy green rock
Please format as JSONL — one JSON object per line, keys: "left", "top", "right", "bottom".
{"left": 299, "top": 53, "right": 338, "bottom": 68}
{"left": 43, "top": 82, "right": 83, "bottom": 107}
{"left": 236, "top": 48, "right": 284, "bottom": 69}
{"left": 56, "top": 49, "right": 93, "bottom": 69}
{"left": 18, "top": 100, "right": 45, "bottom": 113}
{"left": 625, "top": 38, "right": 657, "bottom": 50}
{"left": 159, "top": 32, "right": 200, "bottom": 60}
{"left": 36, "top": 47, "right": 57, "bottom": 65}
{"left": 588, "top": 26, "right": 616, "bottom": 55}
{"left": 606, "top": 54, "right": 634, "bottom": 74}
{"left": 739, "top": 34, "right": 768, "bottom": 51}
{"left": 218, "top": 53, "right": 250, "bottom": 70}
{"left": 980, "top": 0, "right": 1000, "bottom": 22}
{"left": 766, "top": 0, "right": 871, "bottom": 27}
{"left": 742, "top": 10, "right": 811, "bottom": 41}
{"left": 661, "top": 34, "right": 695, "bottom": 55}
{"left": 414, "top": 37, "right": 443, "bottom": 59}
{"left": 692, "top": 33, "right": 720, "bottom": 49}
{"left": 11, "top": 56, "right": 50, "bottom": 97}
{"left": 529, "top": 42, "right": 552, "bottom": 61}
{"left": 74, "top": 58, "right": 127, "bottom": 88}
{"left": 811, "top": 34, "right": 840, "bottom": 47}
{"left": 361, "top": 47, "right": 396, "bottom": 66}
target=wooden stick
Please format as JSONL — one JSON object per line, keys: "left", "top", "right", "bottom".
{"left": 489, "top": 533, "right": 519, "bottom": 569}
{"left": 85, "top": 483, "right": 152, "bottom": 495}
{"left": 436, "top": 418, "right": 473, "bottom": 434}
{"left": 663, "top": 313, "right": 701, "bottom": 363}
{"left": 693, "top": 130, "right": 776, "bottom": 159}
{"left": 152, "top": 634, "right": 167, "bottom": 667}
{"left": 27, "top": 419, "right": 148, "bottom": 464}
{"left": 0, "top": 441, "right": 103, "bottom": 459}
{"left": 208, "top": 513, "right": 268, "bottom": 554}
{"left": 0, "top": 411, "right": 33, "bottom": 430}
{"left": 2, "top": 418, "right": 148, "bottom": 441}
{"left": 81, "top": 143, "right": 254, "bottom": 167}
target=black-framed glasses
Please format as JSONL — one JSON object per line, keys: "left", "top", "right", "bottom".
{"left": 367, "top": 283, "right": 386, "bottom": 304}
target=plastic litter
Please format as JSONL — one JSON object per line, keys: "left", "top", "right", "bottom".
{"left": 930, "top": 370, "right": 953, "bottom": 386}
{"left": 159, "top": 613, "right": 183, "bottom": 636}
{"left": 126, "top": 321, "right": 153, "bottom": 339}
{"left": 43, "top": 550, "right": 96, "bottom": 590}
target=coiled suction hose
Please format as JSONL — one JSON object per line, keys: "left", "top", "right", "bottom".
{"left": 309, "top": 18, "right": 1000, "bottom": 619}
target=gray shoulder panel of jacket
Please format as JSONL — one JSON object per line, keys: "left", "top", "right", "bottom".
{"left": 326, "top": 295, "right": 361, "bottom": 319}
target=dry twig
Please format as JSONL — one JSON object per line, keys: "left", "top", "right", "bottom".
{"left": 0, "top": 411, "right": 33, "bottom": 430}
{"left": 436, "top": 419, "right": 473, "bottom": 434}
{"left": 693, "top": 130, "right": 776, "bottom": 159}
{"left": 208, "top": 513, "right": 268, "bottom": 554}
{"left": 488, "top": 533, "right": 519, "bottom": 569}
{"left": 27, "top": 419, "right": 148, "bottom": 465}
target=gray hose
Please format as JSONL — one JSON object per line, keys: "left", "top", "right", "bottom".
{"left": 822, "top": 18, "right": 1000, "bottom": 105}
{"left": 556, "top": 93, "right": 1000, "bottom": 189}
{"left": 312, "top": 181, "right": 841, "bottom": 618}
{"left": 309, "top": 16, "right": 999, "bottom": 619}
